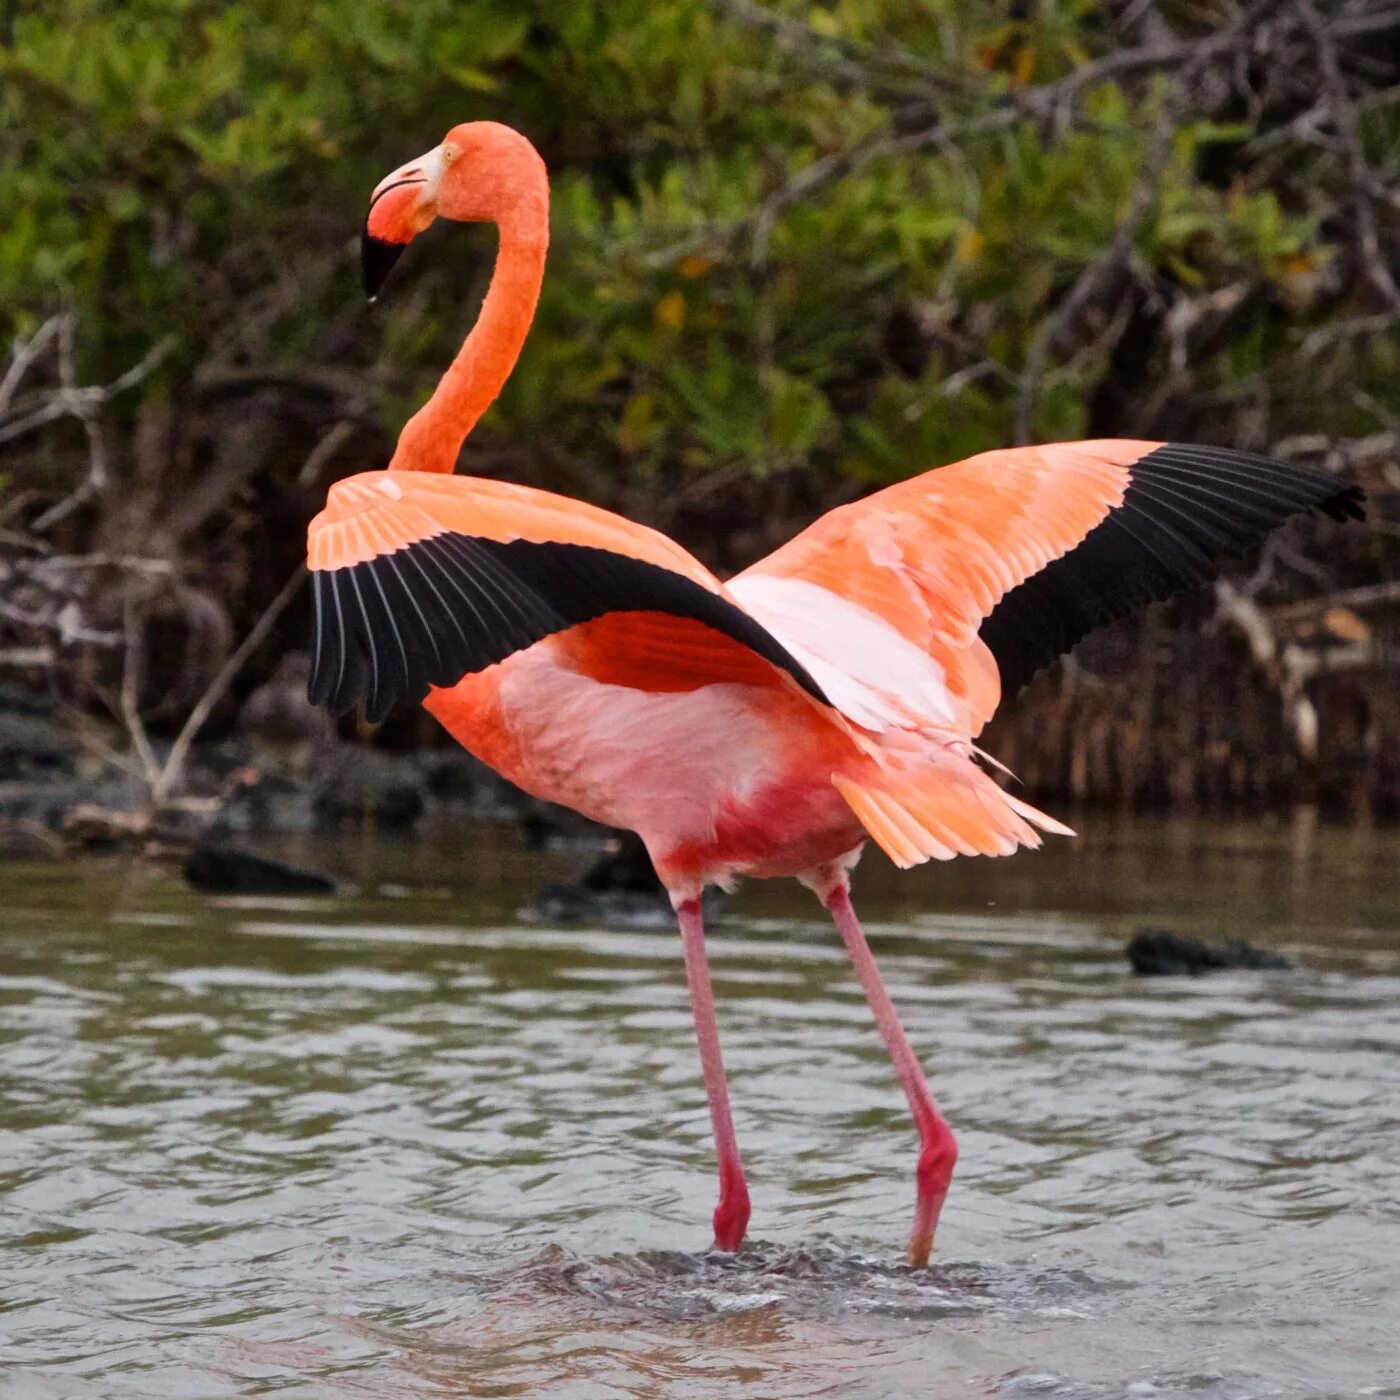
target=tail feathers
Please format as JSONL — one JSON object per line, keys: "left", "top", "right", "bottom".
{"left": 832, "top": 762, "right": 1074, "bottom": 869}
{"left": 1004, "top": 791, "right": 1075, "bottom": 839}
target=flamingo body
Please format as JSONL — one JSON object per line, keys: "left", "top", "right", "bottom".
{"left": 309, "top": 120, "right": 1364, "bottom": 1264}
{"left": 425, "top": 647, "right": 867, "bottom": 889}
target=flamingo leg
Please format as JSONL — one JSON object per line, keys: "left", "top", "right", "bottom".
{"left": 675, "top": 897, "right": 751, "bottom": 1251}
{"left": 824, "top": 880, "right": 957, "bottom": 1267}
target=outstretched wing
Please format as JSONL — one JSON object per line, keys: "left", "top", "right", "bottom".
{"left": 731, "top": 441, "right": 1363, "bottom": 735}
{"left": 306, "top": 470, "right": 829, "bottom": 721}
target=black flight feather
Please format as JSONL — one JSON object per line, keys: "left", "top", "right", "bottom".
{"left": 979, "top": 443, "right": 1364, "bottom": 698}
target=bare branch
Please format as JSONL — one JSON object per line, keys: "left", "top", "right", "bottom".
{"left": 749, "top": 103, "right": 1026, "bottom": 269}
{"left": 1294, "top": 0, "right": 1400, "bottom": 313}
{"left": 0, "top": 597, "right": 120, "bottom": 647}
{"left": 653, "top": 10, "right": 1290, "bottom": 273}
{"left": 712, "top": 0, "right": 970, "bottom": 104}
{"left": 150, "top": 565, "right": 306, "bottom": 805}
{"left": 1013, "top": 0, "right": 1281, "bottom": 442}
{"left": 1301, "top": 312, "right": 1400, "bottom": 359}
{"left": 295, "top": 419, "right": 357, "bottom": 487}
{"left": 0, "top": 314, "right": 66, "bottom": 416}
{"left": 20, "top": 332, "right": 177, "bottom": 532}
{"left": 1330, "top": 3, "right": 1400, "bottom": 39}
{"left": 0, "top": 646, "right": 56, "bottom": 669}
{"left": 1015, "top": 114, "right": 1184, "bottom": 439}
{"left": 1271, "top": 581, "right": 1400, "bottom": 619}
{"left": 28, "top": 554, "right": 174, "bottom": 579}
{"left": 120, "top": 596, "right": 162, "bottom": 788}
{"left": 1215, "top": 580, "right": 1321, "bottom": 760}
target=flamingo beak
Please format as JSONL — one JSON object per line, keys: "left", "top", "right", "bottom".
{"left": 362, "top": 145, "right": 445, "bottom": 302}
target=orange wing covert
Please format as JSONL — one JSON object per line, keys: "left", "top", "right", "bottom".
{"left": 739, "top": 441, "right": 1364, "bottom": 725}
{"left": 306, "top": 471, "right": 831, "bottom": 721}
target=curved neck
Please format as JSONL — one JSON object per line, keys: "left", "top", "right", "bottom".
{"left": 389, "top": 210, "right": 548, "bottom": 475}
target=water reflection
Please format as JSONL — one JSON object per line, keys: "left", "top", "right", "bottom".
{"left": 1, "top": 816, "right": 1398, "bottom": 1398}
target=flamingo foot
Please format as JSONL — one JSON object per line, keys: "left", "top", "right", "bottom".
{"left": 907, "top": 1128, "right": 958, "bottom": 1267}
{"left": 713, "top": 1165, "right": 751, "bottom": 1251}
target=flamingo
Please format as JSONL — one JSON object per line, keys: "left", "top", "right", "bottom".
{"left": 307, "top": 121, "right": 1364, "bottom": 1266}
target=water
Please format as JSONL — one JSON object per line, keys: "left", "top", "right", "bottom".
{"left": 2, "top": 816, "right": 1399, "bottom": 1398}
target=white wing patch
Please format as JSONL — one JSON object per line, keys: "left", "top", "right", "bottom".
{"left": 726, "top": 573, "right": 957, "bottom": 733}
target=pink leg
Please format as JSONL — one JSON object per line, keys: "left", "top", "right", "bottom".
{"left": 676, "top": 897, "right": 751, "bottom": 1251}
{"left": 825, "top": 880, "right": 957, "bottom": 1267}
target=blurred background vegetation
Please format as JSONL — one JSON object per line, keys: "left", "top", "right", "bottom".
{"left": 1, "top": 0, "right": 1397, "bottom": 835}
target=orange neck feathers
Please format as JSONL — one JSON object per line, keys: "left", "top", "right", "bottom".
{"left": 389, "top": 160, "right": 549, "bottom": 475}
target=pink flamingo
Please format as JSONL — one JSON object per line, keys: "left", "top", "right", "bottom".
{"left": 307, "top": 122, "right": 1363, "bottom": 1265}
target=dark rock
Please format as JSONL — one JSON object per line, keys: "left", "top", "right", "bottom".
{"left": 528, "top": 883, "right": 669, "bottom": 924}
{"left": 210, "top": 770, "right": 318, "bottom": 836}
{"left": 239, "top": 653, "right": 331, "bottom": 779}
{"left": 0, "top": 817, "right": 65, "bottom": 859}
{"left": 0, "top": 705, "right": 78, "bottom": 782}
{"left": 521, "top": 810, "right": 558, "bottom": 851}
{"left": 312, "top": 746, "right": 426, "bottom": 831}
{"left": 370, "top": 783, "right": 423, "bottom": 829}
{"left": 0, "top": 778, "right": 87, "bottom": 827}
{"left": 420, "top": 748, "right": 494, "bottom": 802}
{"left": 526, "top": 831, "right": 726, "bottom": 926}
{"left": 184, "top": 844, "right": 336, "bottom": 895}
{"left": 579, "top": 831, "right": 666, "bottom": 894}
{"left": 417, "top": 747, "right": 550, "bottom": 822}
{"left": 520, "top": 802, "right": 614, "bottom": 852}
{"left": 61, "top": 803, "right": 151, "bottom": 848}
{"left": 1127, "top": 927, "right": 1293, "bottom": 976}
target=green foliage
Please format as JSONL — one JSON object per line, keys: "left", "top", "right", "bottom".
{"left": 2, "top": 0, "right": 1395, "bottom": 520}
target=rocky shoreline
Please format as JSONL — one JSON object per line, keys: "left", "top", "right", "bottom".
{"left": 0, "top": 688, "right": 688, "bottom": 919}
{"left": 0, "top": 684, "right": 578, "bottom": 851}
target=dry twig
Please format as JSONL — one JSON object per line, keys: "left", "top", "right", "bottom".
{"left": 1293, "top": 0, "right": 1400, "bottom": 313}
{"left": 149, "top": 565, "right": 306, "bottom": 804}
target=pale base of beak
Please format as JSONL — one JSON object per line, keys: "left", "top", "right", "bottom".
{"left": 363, "top": 143, "right": 446, "bottom": 299}
{"left": 369, "top": 143, "right": 445, "bottom": 233}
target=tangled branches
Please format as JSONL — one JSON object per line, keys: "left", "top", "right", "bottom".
{"left": 708, "top": 0, "right": 1400, "bottom": 809}
{"left": 3, "top": 0, "right": 1398, "bottom": 815}
{"left": 0, "top": 317, "right": 306, "bottom": 807}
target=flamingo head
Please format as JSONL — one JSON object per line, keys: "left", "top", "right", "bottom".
{"left": 362, "top": 121, "right": 548, "bottom": 301}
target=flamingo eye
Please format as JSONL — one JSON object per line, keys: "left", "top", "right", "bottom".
{"left": 442, "top": 146, "right": 459, "bottom": 163}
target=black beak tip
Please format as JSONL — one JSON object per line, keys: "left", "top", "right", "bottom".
{"left": 362, "top": 233, "right": 406, "bottom": 302}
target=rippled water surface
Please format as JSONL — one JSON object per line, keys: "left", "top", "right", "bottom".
{"left": 3, "top": 817, "right": 1399, "bottom": 1398}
